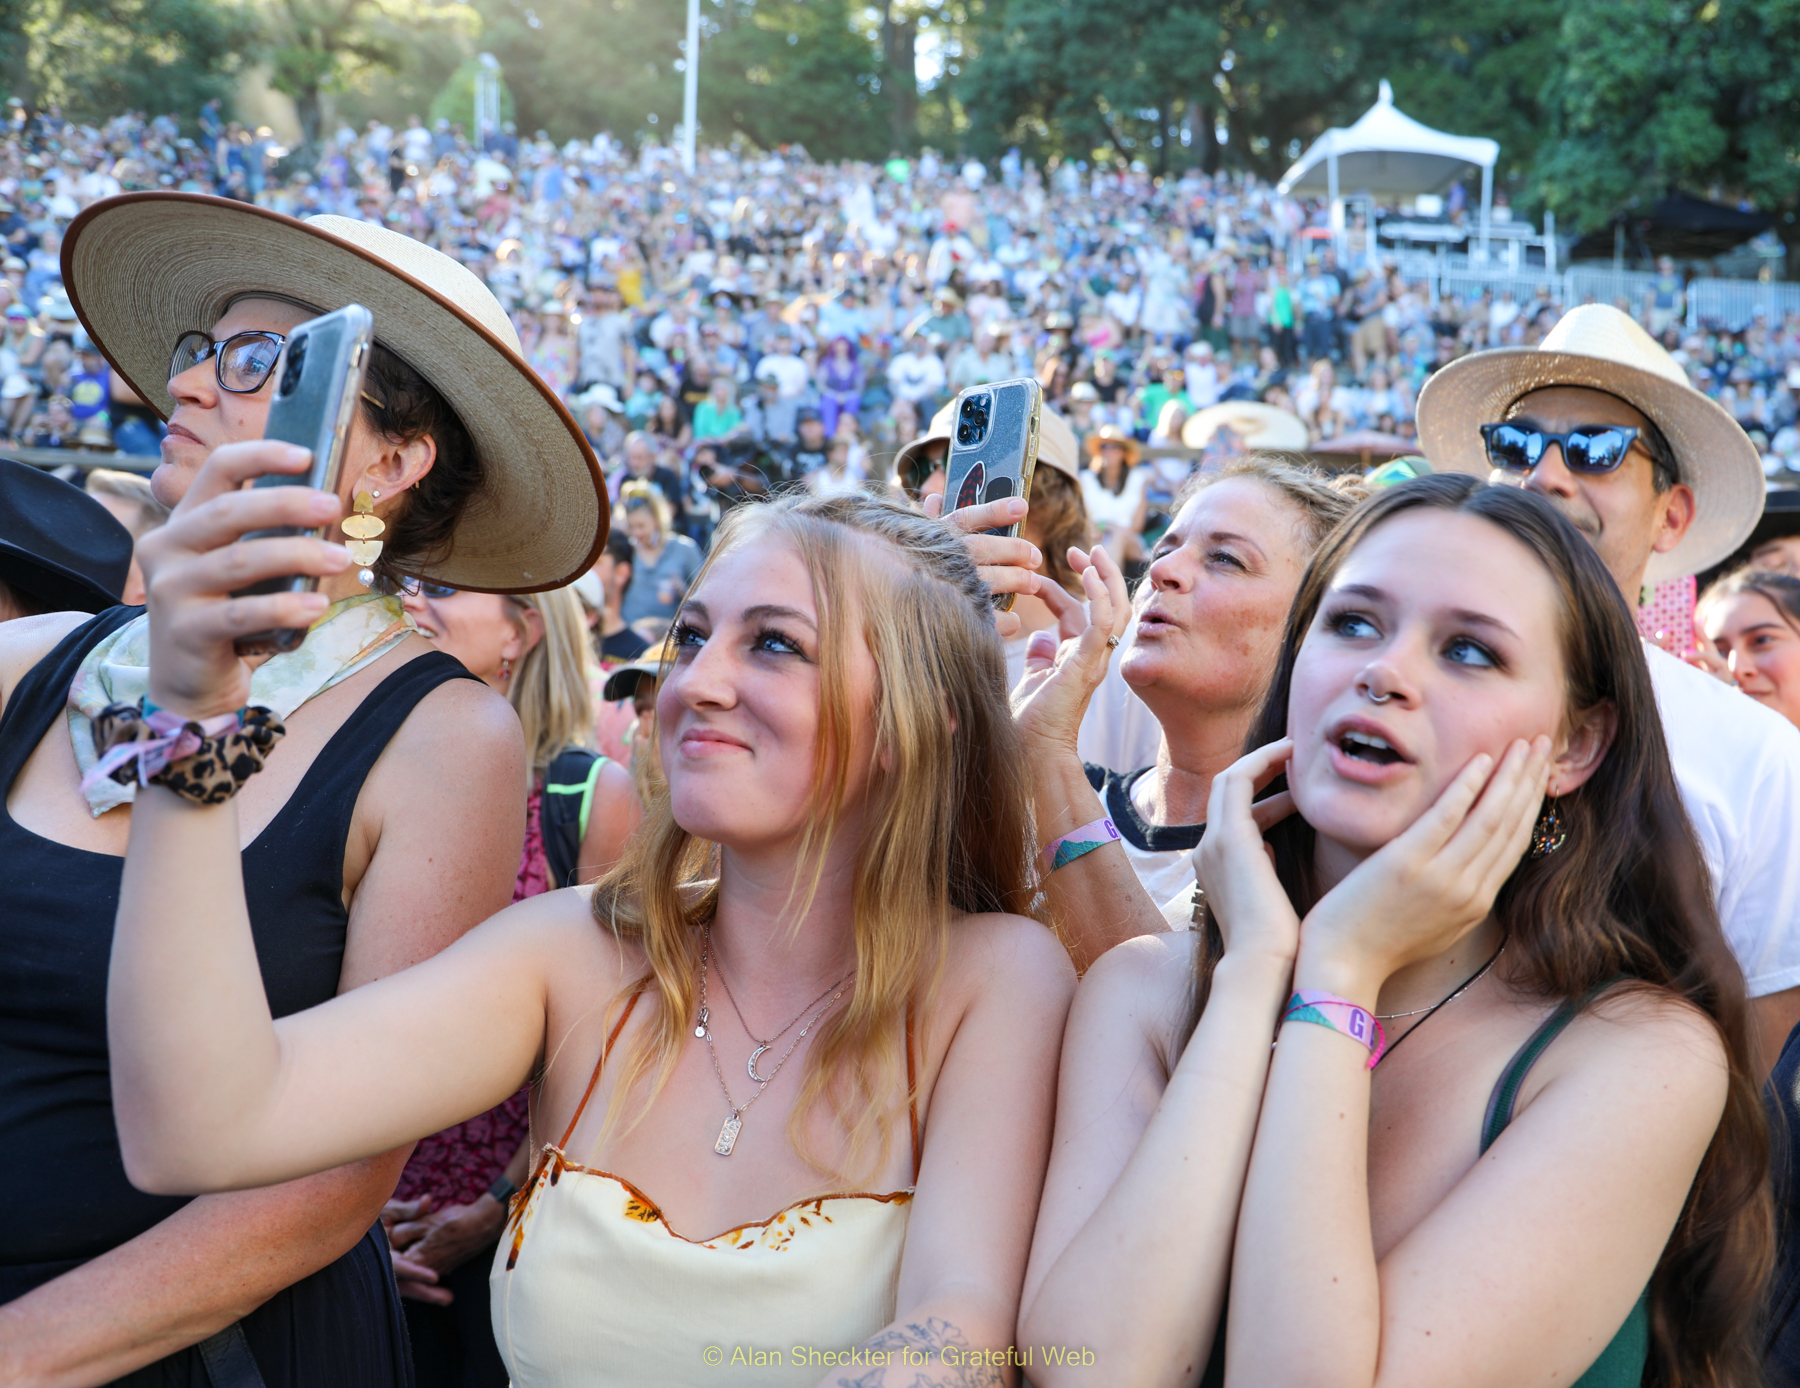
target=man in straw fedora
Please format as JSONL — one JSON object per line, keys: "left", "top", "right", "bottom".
{"left": 1417, "top": 302, "right": 1800, "bottom": 1072}
{"left": 0, "top": 192, "right": 606, "bottom": 1384}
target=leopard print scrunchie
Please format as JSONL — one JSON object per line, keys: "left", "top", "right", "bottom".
{"left": 92, "top": 702, "right": 287, "bottom": 806}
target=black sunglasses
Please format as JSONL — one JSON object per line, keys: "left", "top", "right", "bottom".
{"left": 1479, "top": 422, "right": 1641, "bottom": 475}
{"left": 398, "top": 577, "right": 458, "bottom": 599}
{"left": 169, "top": 329, "right": 287, "bottom": 394}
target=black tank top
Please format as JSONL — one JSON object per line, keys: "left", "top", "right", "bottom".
{"left": 0, "top": 605, "right": 477, "bottom": 1274}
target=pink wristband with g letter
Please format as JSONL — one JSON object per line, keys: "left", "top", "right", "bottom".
{"left": 1040, "top": 815, "right": 1120, "bottom": 875}
{"left": 1282, "top": 990, "right": 1386, "bottom": 1068}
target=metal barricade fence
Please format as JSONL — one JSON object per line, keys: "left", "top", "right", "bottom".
{"left": 1564, "top": 267, "right": 1663, "bottom": 313}
{"left": 1686, "top": 279, "right": 1800, "bottom": 332}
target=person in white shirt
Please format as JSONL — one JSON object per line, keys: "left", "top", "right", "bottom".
{"left": 886, "top": 332, "right": 946, "bottom": 407}
{"left": 751, "top": 326, "right": 811, "bottom": 399}
{"left": 1419, "top": 303, "right": 1800, "bottom": 1071}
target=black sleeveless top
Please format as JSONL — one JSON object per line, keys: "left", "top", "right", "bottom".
{"left": 0, "top": 606, "right": 475, "bottom": 1383}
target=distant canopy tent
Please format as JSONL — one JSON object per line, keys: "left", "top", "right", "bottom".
{"left": 1277, "top": 80, "right": 1501, "bottom": 255}
{"left": 1569, "top": 193, "right": 1776, "bottom": 263}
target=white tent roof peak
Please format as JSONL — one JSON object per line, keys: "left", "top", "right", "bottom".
{"left": 1277, "top": 79, "right": 1498, "bottom": 198}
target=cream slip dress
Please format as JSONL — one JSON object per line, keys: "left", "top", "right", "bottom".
{"left": 492, "top": 990, "right": 920, "bottom": 1386}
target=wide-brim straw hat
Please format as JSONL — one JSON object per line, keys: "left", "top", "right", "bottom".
{"left": 894, "top": 401, "right": 957, "bottom": 482}
{"left": 1085, "top": 424, "right": 1141, "bottom": 466}
{"left": 61, "top": 192, "right": 607, "bottom": 593}
{"left": 1182, "top": 401, "right": 1309, "bottom": 452}
{"left": 1417, "top": 304, "right": 1763, "bottom": 582}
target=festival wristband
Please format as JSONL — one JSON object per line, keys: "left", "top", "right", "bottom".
{"left": 1282, "top": 990, "right": 1386, "bottom": 1069}
{"left": 1040, "top": 815, "right": 1120, "bottom": 874}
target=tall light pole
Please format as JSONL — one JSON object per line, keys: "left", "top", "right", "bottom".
{"left": 681, "top": 0, "right": 699, "bottom": 174}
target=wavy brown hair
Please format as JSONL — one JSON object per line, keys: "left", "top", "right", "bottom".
{"left": 1185, "top": 475, "right": 1770, "bottom": 1388}
{"left": 590, "top": 492, "right": 1044, "bottom": 1182}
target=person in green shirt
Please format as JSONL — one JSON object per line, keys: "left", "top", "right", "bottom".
{"left": 1136, "top": 362, "right": 1196, "bottom": 433}
{"left": 690, "top": 375, "right": 746, "bottom": 442}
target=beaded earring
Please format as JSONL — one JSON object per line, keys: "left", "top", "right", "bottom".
{"left": 342, "top": 489, "right": 384, "bottom": 587}
{"left": 1528, "top": 795, "right": 1567, "bottom": 859}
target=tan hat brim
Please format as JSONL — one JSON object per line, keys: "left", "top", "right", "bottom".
{"left": 62, "top": 193, "right": 606, "bottom": 593}
{"left": 1416, "top": 348, "right": 1766, "bottom": 583}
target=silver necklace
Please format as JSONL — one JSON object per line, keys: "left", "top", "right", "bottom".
{"left": 1376, "top": 940, "right": 1507, "bottom": 1020}
{"left": 697, "top": 931, "right": 850, "bottom": 1156}
{"left": 711, "top": 947, "right": 848, "bottom": 1083}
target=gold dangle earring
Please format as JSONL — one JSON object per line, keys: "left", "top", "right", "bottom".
{"left": 342, "top": 489, "right": 385, "bottom": 587}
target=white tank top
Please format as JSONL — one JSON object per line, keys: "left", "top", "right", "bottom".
{"left": 492, "top": 991, "right": 919, "bottom": 1386}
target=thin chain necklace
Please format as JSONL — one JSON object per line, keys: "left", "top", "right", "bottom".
{"left": 696, "top": 929, "right": 851, "bottom": 1156}
{"left": 1375, "top": 936, "right": 1508, "bottom": 1064}
{"left": 711, "top": 945, "right": 848, "bottom": 1083}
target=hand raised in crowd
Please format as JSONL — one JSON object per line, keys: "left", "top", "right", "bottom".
{"left": 1194, "top": 738, "right": 1303, "bottom": 968}
{"left": 134, "top": 440, "right": 349, "bottom": 718}
{"left": 1011, "top": 543, "right": 1130, "bottom": 753}
{"left": 1297, "top": 735, "right": 1552, "bottom": 1000}
{"left": 923, "top": 491, "right": 1042, "bottom": 639}
{"left": 1677, "top": 616, "right": 1737, "bottom": 686}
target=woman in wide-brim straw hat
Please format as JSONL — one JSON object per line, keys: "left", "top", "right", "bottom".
{"left": 1081, "top": 423, "right": 1149, "bottom": 563}
{"left": 0, "top": 192, "right": 603, "bottom": 1386}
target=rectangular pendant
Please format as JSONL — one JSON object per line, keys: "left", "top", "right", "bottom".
{"left": 714, "top": 1114, "right": 742, "bottom": 1156}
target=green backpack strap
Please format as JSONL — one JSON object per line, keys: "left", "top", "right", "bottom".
{"left": 543, "top": 746, "right": 607, "bottom": 888}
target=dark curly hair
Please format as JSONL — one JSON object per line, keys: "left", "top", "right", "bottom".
{"left": 357, "top": 343, "right": 483, "bottom": 591}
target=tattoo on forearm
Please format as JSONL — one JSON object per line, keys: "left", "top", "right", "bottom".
{"left": 832, "top": 1317, "right": 1006, "bottom": 1388}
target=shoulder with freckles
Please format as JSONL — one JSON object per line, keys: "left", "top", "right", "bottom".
{"left": 364, "top": 655, "right": 527, "bottom": 809}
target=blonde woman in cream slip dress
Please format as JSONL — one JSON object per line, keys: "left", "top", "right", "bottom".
{"left": 105, "top": 491, "right": 1083, "bottom": 1386}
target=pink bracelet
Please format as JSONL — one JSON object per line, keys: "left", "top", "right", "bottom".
{"left": 1282, "top": 990, "right": 1386, "bottom": 1068}
{"left": 1040, "top": 815, "right": 1120, "bottom": 874}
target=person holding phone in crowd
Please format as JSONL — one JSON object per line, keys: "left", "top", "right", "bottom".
{"left": 0, "top": 192, "right": 606, "bottom": 1387}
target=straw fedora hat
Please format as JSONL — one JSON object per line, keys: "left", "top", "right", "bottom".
{"left": 1416, "top": 304, "right": 1763, "bottom": 582}
{"left": 1182, "top": 400, "right": 1309, "bottom": 452}
{"left": 1085, "top": 424, "right": 1141, "bottom": 467}
{"left": 60, "top": 192, "right": 607, "bottom": 593}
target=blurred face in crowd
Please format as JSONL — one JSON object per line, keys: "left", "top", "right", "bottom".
{"left": 626, "top": 502, "right": 663, "bottom": 551}
{"left": 1703, "top": 589, "right": 1800, "bottom": 728}
{"left": 625, "top": 437, "right": 656, "bottom": 477}
{"left": 799, "top": 417, "right": 825, "bottom": 449}
{"left": 1488, "top": 385, "right": 1695, "bottom": 600}
{"left": 402, "top": 587, "right": 540, "bottom": 692}
{"left": 1124, "top": 478, "right": 1315, "bottom": 724}
{"left": 1284, "top": 510, "right": 1593, "bottom": 867}
{"left": 659, "top": 532, "right": 877, "bottom": 853}
{"left": 1750, "top": 535, "right": 1800, "bottom": 577}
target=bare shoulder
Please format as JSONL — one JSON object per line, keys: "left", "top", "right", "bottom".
{"left": 1528, "top": 985, "right": 1729, "bottom": 1121}
{"left": 385, "top": 665, "right": 524, "bottom": 770}
{"left": 945, "top": 911, "right": 1077, "bottom": 1005}
{"left": 0, "top": 610, "right": 91, "bottom": 704}
{"left": 1077, "top": 931, "right": 1197, "bottom": 1060}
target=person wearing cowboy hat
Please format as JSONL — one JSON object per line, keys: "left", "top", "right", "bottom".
{"left": 0, "top": 457, "right": 133, "bottom": 621}
{"left": 1417, "top": 302, "right": 1800, "bottom": 1073}
{"left": 1081, "top": 423, "right": 1149, "bottom": 564}
{"left": 0, "top": 192, "right": 605, "bottom": 1385}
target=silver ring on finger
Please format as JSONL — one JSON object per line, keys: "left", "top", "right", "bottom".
{"left": 1106, "top": 635, "right": 1121, "bottom": 648}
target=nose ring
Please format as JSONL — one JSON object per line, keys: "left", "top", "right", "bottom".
{"left": 1368, "top": 690, "right": 1394, "bottom": 704}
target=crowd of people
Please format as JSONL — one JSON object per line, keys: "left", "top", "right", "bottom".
{"left": 6, "top": 105, "right": 1800, "bottom": 1388}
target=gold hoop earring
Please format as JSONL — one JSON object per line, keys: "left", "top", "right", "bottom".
{"left": 342, "top": 490, "right": 386, "bottom": 587}
{"left": 1528, "top": 796, "right": 1567, "bottom": 859}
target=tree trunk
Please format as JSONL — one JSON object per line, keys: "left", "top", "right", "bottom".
{"left": 883, "top": 4, "right": 916, "bottom": 151}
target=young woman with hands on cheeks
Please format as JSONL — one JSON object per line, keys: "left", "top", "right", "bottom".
{"left": 1020, "top": 476, "right": 1768, "bottom": 1388}
{"left": 105, "top": 491, "right": 1074, "bottom": 1388}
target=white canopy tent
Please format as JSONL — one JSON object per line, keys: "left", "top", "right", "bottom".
{"left": 1276, "top": 80, "right": 1500, "bottom": 259}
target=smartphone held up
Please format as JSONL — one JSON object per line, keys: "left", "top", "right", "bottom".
{"left": 231, "top": 303, "right": 375, "bottom": 655}
{"left": 941, "top": 378, "right": 1043, "bottom": 612}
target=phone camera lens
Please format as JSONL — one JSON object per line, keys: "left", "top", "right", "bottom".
{"left": 278, "top": 335, "right": 307, "bottom": 397}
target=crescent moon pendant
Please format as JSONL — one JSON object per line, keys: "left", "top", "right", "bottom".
{"left": 747, "top": 1043, "right": 771, "bottom": 1083}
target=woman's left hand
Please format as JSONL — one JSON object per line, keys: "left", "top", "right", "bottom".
{"left": 925, "top": 491, "right": 1039, "bottom": 639}
{"left": 1296, "top": 735, "right": 1551, "bottom": 999}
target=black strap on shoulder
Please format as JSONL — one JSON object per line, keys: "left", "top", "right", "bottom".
{"left": 198, "top": 1323, "right": 268, "bottom": 1388}
{"left": 542, "top": 745, "right": 604, "bottom": 888}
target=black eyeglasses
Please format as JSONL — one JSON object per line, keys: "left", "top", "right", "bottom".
{"left": 169, "top": 329, "right": 287, "bottom": 394}
{"left": 1479, "top": 422, "right": 1641, "bottom": 475}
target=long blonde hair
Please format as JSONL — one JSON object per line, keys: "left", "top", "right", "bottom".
{"left": 505, "top": 586, "right": 597, "bottom": 784}
{"left": 591, "top": 493, "right": 1043, "bottom": 1180}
